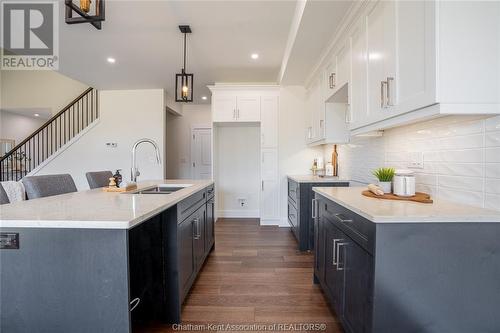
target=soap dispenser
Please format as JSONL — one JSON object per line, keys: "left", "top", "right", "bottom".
{"left": 113, "top": 169, "right": 123, "bottom": 186}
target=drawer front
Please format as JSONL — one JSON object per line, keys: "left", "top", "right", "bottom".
{"left": 288, "top": 199, "right": 298, "bottom": 228}
{"left": 317, "top": 194, "right": 375, "bottom": 255}
{"left": 178, "top": 189, "right": 206, "bottom": 223}
{"left": 288, "top": 180, "right": 299, "bottom": 205}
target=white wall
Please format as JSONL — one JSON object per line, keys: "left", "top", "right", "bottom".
{"left": 215, "top": 124, "right": 260, "bottom": 217}
{"left": 0, "top": 111, "right": 46, "bottom": 144}
{"left": 334, "top": 115, "right": 500, "bottom": 211}
{"left": 166, "top": 104, "right": 211, "bottom": 178}
{"left": 278, "top": 86, "right": 324, "bottom": 226}
{"left": 32, "top": 89, "right": 165, "bottom": 189}
{"left": 1, "top": 70, "right": 89, "bottom": 115}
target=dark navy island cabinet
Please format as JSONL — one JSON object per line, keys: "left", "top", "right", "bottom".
{"left": 313, "top": 191, "right": 500, "bottom": 333}
{"left": 287, "top": 178, "right": 349, "bottom": 251}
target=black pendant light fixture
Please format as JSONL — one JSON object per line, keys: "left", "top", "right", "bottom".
{"left": 175, "top": 25, "right": 193, "bottom": 102}
{"left": 65, "top": 0, "right": 105, "bottom": 30}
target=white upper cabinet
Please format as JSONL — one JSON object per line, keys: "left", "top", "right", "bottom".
{"left": 349, "top": 16, "right": 368, "bottom": 128}
{"left": 211, "top": 91, "right": 260, "bottom": 123}
{"left": 212, "top": 95, "right": 237, "bottom": 122}
{"left": 307, "top": 1, "right": 499, "bottom": 135}
{"left": 365, "top": 0, "right": 397, "bottom": 123}
{"left": 236, "top": 96, "right": 260, "bottom": 122}
{"left": 260, "top": 96, "right": 279, "bottom": 148}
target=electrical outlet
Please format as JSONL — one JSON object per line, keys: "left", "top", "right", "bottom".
{"left": 408, "top": 152, "right": 424, "bottom": 169}
{"left": 238, "top": 198, "right": 247, "bottom": 207}
{"left": 106, "top": 142, "right": 117, "bottom": 148}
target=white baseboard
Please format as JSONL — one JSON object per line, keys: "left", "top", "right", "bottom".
{"left": 217, "top": 210, "right": 260, "bottom": 218}
{"left": 260, "top": 218, "right": 289, "bottom": 227}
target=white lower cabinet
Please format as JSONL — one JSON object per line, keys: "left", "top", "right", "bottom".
{"left": 260, "top": 148, "right": 280, "bottom": 224}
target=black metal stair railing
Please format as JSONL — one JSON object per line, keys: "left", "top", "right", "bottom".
{"left": 0, "top": 88, "right": 98, "bottom": 181}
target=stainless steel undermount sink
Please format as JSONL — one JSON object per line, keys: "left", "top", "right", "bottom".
{"left": 130, "top": 184, "right": 193, "bottom": 194}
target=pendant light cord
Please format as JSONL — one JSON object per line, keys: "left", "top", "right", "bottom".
{"left": 183, "top": 33, "right": 187, "bottom": 73}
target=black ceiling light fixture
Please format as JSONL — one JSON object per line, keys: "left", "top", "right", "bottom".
{"left": 65, "top": 0, "right": 105, "bottom": 30}
{"left": 175, "top": 25, "right": 193, "bottom": 102}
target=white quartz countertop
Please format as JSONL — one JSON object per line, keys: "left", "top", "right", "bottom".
{"left": 313, "top": 187, "right": 500, "bottom": 223}
{"left": 287, "top": 175, "right": 352, "bottom": 184}
{"left": 0, "top": 179, "right": 214, "bottom": 229}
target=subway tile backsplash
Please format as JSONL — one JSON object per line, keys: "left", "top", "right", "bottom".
{"left": 332, "top": 115, "right": 500, "bottom": 211}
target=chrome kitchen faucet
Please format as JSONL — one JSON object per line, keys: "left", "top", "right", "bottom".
{"left": 131, "top": 139, "right": 161, "bottom": 182}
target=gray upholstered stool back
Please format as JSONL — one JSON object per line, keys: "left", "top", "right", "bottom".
{"left": 0, "top": 184, "right": 9, "bottom": 205}
{"left": 22, "top": 174, "right": 77, "bottom": 200}
{"left": 86, "top": 171, "right": 113, "bottom": 189}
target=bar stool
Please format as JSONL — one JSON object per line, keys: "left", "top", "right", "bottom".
{"left": 22, "top": 174, "right": 77, "bottom": 200}
{"left": 86, "top": 171, "right": 113, "bottom": 189}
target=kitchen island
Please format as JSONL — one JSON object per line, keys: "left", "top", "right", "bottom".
{"left": 0, "top": 180, "right": 215, "bottom": 333}
{"left": 313, "top": 187, "right": 500, "bottom": 333}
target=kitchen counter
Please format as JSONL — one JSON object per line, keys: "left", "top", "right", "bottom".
{"left": 313, "top": 186, "right": 500, "bottom": 223}
{"left": 287, "top": 175, "right": 366, "bottom": 186}
{"left": 0, "top": 179, "right": 214, "bottom": 229}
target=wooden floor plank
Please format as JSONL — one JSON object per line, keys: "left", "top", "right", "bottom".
{"left": 135, "top": 218, "right": 343, "bottom": 332}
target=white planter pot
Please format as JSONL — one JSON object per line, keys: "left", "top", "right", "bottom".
{"left": 378, "top": 181, "right": 392, "bottom": 194}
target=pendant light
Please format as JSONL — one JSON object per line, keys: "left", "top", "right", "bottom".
{"left": 65, "top": 0, "right": 105, "bottom": 30}
{"left": 175, "top": 25, "right": 193, "bottom": 102}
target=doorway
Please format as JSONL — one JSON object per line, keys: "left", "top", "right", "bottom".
{"left": 191, "top": 127, "right": 212, "bottom": 179}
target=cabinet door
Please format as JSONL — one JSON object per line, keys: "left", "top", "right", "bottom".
{"left": 236, "top": 96, "right": 260, "bottom": 122}
{"left": 193, "top": 205, "right": 206, "bottom": 269}
{"left": 213, "top": 95, "right": 237, "bottom": 122}
{"left": 324, "top": 59, "right": 337, "bottom": 100}
{"left": 395, "top": 0, "right": 437, "bottom": 115}
{"left": 178, "top": 216, "right": 195, "bottom": 292}
{"left": 342, "top": 239, "right": 374, "bottom": 333}
{"left": 350, "top": 16, "right": 368, "bottom": 127}
{"left": 260, "top": 96, "right": 279, "bottom": 148}
{"left": 261, "top": 179, "right": 280, "bottom": 221}
{"left": 261, "top": 148, "right": 278, "bottom": 180}
{"left": 205, "top": 198, "right": 215, "bottom": 253}
{"left": 314, "top": 212, "right": 326, "bottom": 284}
{"left": 324, "top": 221, "right": 346, "bottom": 318}
{"left": 366, "top": 0, "right": 397, "bottom": 121}
{"left": 336, "top": 39, "right": 351, "bottom": 91}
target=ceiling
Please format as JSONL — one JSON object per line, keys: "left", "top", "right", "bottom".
{"left": 57, "top": 1, "right": 297, "bottom": 104}
{"left": 1, "top": 108, "right": 52, "bottom": 119}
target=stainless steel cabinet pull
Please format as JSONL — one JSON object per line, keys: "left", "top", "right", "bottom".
{"left": 386, "top": 77, "right": 394, "bottom": 106}
{"left": 332, "top": 238, "right": 344, "bottom": 266}
{"left": 130, "top": 298, "right": 141, "bottom": 312}
{"left": 262, "top": 180, "right": 264, "bottom": 191}
{"left": 334, "top": 213, "right": 353, "bottom": 224}
{"left": 194, "top": 218, "right": 200, "bottom": 239}
{"left": 311, "top": 199, "right": 317, "bottom": 218}
{"left": 233, "top": 109, "right": 236, "bottom": 119}
{"left": 381, "top": 81, "right": 388, "bottom": 108}
{"left": 331, "top": 73, "right": 336, "bottom": 88}
{"left": 336, "top": 242, "right": 348, "bottom": 271}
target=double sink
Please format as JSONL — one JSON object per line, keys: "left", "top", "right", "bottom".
{"left": 129, "top": 184, "right": 193, "bottom": 195}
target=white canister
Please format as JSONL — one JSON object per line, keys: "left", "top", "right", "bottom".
{"left": 393, "top": 169, "right": 416, "bottom": 197}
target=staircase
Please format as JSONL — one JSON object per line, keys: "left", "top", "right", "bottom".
{"left": 0, "top": 88, "right": 99, "bottom": 181}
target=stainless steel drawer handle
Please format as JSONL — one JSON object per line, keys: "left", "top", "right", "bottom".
{"left": 336, "top": 242, "right": 348, "bottom": 271}
{"left": 334, "top": 213, "right": 353, "bottom": 224}
{"left": 332, "top": 238, "right": 344, "bottom": 266}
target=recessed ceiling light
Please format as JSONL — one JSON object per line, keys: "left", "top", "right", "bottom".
{"left": 34, "top": 113, "right": 40, "bottom": 117}
{"left": 107, "top": 57, "right": 116, "bottom": 64}
{"left": 251, "top": 53, "right": 259, "bottom": 60}
{"left": 201, "top": 96, "right": 207, "bottom": 100}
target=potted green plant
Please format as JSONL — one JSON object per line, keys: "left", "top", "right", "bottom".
{"left": 372, "top": 167, "right": 395, "bottom": 193}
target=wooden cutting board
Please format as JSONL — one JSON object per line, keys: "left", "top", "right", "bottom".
{"left": 362, "top": 190, "right": 433, "bottom": 203}
{"left": 103, "top": 184, "right": 137, "bottom": 193}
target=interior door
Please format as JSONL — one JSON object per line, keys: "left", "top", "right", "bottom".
{"left": 192, "top": 128, "right": 212, "bottom": 179}
{"left": 260, "top": 96, "right": 279, "bottom": 148}
{"left": 366, "top": 0, "right": 397, "bottom": 121}
{"left": 236, "top": 96, "right": 260, "bottom": 122}
{"left": 212, "top": 95, "right": 237, "bottom": 122}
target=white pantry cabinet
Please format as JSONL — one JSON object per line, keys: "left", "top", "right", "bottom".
{"left": 209, "top": 85, "right": 280, "bottom": 225}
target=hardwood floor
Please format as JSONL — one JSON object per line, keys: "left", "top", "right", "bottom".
{"left": 137, "top": 218, "right": 343, "bottom": 332}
